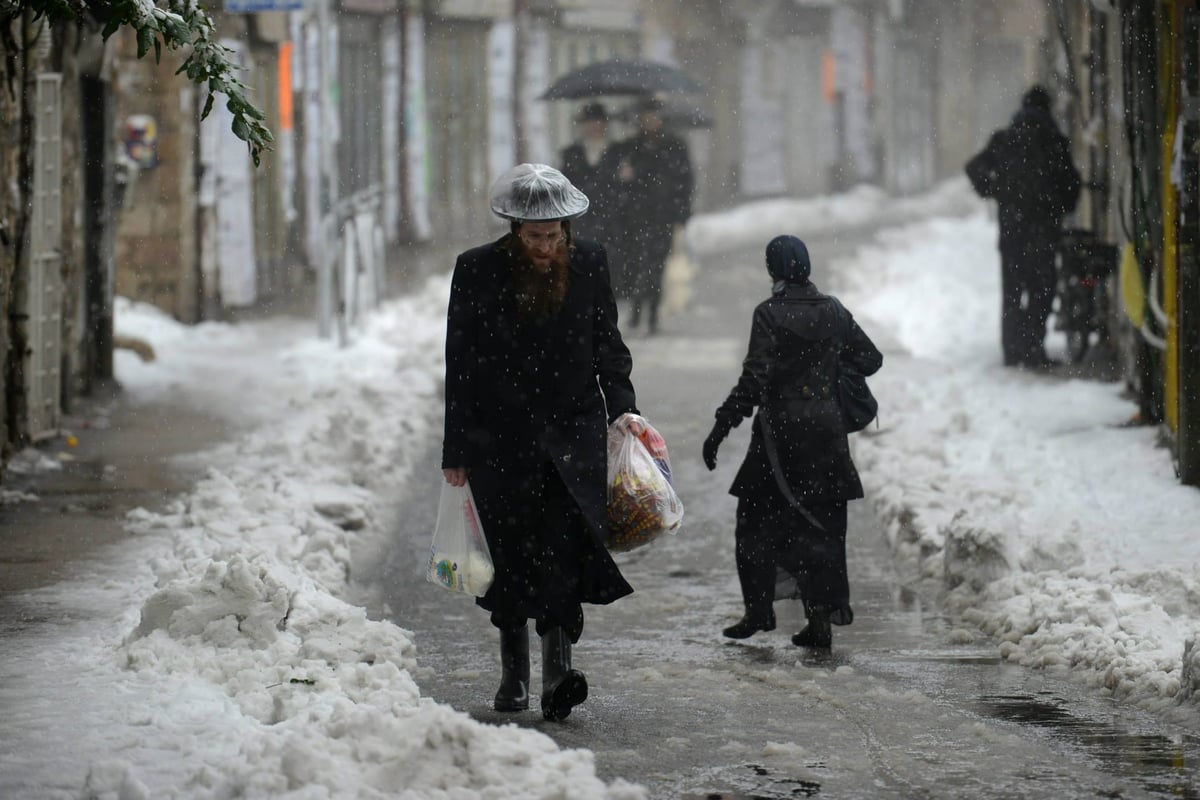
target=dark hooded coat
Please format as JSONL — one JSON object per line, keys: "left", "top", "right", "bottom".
{"left": 442, "top": 236, "right": 638, "bottom": 639}
{"left": 965, "top": 103, "right": 1081, "bottom": 243}
{"left": 965, "top": 96, "right": 1081, "bottom": 365}
{"left": 717, "top": 237, "right": 883, "bottom": 504}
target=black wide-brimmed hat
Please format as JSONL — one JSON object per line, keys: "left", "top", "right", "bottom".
{"left": 575, "top": 102, "right": 609, "bottom": 123}
{"left": 632, "top": 95, "right": 666, "bottom": 114}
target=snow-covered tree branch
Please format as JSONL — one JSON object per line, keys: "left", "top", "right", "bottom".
{"left": 14, "top": 0, "right": 274, "bottom": 165}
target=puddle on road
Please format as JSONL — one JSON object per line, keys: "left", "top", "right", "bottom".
{"left": 682, "top": 763, "right": 822, "bottom": 799}
{"left": 977, "top": 693, "right": 1200, "bottom": 798}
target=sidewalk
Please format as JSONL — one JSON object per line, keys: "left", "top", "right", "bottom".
{"left": 0, "top": 234, "right": 466, "bottom": 603}
{"left": 0, "top": 388, "right": 231, "bottom": 621}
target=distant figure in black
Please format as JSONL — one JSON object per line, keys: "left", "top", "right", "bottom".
{"left": 966, "top": 85, "right": 1081, "bottom": 368}
{"left": 702, "top": 235, "right": 883, "bottom": 650}
{"left": 609, "top": 96, "right": 694, "bottom": 334}
{"left": 559, "top": 102, "right": 615, "bottom": 248}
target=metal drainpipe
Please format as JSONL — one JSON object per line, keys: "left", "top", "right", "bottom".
{"left": 1162, "top": 2, "right": 1182, "bottom": 445}
{"left": 1178, "top": 4, "right": 1200, "bottom": 486}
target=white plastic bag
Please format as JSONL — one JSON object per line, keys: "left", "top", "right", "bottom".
{"left": 660, "top": 228, "right": 695, "bottom": 317}
{"left": 427, "top": 480, "right": 495, "bottom": 597}
{"left": 606, "top": 414, "right": 684, "bottom": 553}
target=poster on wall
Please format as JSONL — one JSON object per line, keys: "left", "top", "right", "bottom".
{"left": 405, "top": 9, "right": 432, "bottom": 242}
{"left": 832, "top": 6, "right": 875, "bottom": 183}
{"left": 382, "top": 18, "right": 402, "bottom": 242}
{"left": 302, "top": 21, "right": 324, "bottom": 268}
{"left": 521, "top": 19, "right": 551, "bottom": 163}
{"left": 487, "top": 19, "right": 516, "bottom": 187}
{"left": 740, "top": 40, "right": 787, "bottom": 197}
{"left": 200, "top": 40, "right": 258, "bottom": 308}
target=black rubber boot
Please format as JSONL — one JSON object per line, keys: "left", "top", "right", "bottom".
{"left": 722, "top": 609, "right": 776, "bottom": 640}
{"left": 540, "top": 627, "right": 587, "bottom": 721}
{"left": 494, "top": 626, "right": 530, "bottom": 712}
{"left": 791, "top": 610, "right": 832, "bottom": 649}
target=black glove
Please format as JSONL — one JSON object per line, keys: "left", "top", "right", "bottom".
{"left": 702, "top": 415, "right": 736, "bottom": 471}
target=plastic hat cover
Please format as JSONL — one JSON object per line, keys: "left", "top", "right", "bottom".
{"left": 489, "top": 163, "right": 590, "bottom": 221}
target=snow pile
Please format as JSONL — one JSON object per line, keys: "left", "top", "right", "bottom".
{"left": 84, "top": 278, "right": 647, "bottom": 798}
{"left": 674, "top": 175, "right": 1200, "bottom": 714}
{"left": 830, "top": 207, "right": 1200, "bottom": 713}
{"left": 3, "top": 447, "right": 63, "bottom": 477}
{"left": 685, "top": 178, "right": 973, "bottom": 256}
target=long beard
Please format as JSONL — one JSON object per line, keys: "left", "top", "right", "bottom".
{"left": 510, "top": 239, "right": 570, "bottom": 321}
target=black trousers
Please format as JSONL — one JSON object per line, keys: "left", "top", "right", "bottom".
{"left": 1000, "top": 232, "right": 1057, "bottom": 365}
{"left": 625, "top": 224, "right": 675, "bottom": 330}
{"left": 734, "top": 494, "right": 853, "bottom": 625}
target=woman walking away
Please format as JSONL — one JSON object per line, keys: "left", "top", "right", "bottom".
{"left": 702, "top": 235, "right": 882, "bottom": 649}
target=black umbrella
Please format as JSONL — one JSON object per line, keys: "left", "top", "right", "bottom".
{"left": 540, "top": 58, "right": 702, "bottom": 100}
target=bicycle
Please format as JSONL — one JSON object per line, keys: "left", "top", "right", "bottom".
{"left": 1054, "top": 228, "right": 1118, "bottom": 364}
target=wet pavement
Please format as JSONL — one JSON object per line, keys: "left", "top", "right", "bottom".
{"left": 0, "top": 395, "right": 228, "bottom": 633}
{"left": 3, "top": 223, "right": 1196, "bottom": 797}
{"left": 369, "top": 230, "right": 1200, "bottom": 798}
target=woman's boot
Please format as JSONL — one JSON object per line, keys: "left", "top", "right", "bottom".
{"left": 791, "top": 609, "right": 832, "bottom": 649}
{"left": 722, "top": 608, "right": 776, "bottom": 639}
{"left": 494, "top": 625, "right": 530, "bottom": 712}
{"left": 540, "top": 627, "right": 587, "bottom": 721}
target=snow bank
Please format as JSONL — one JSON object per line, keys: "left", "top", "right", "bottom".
{"left": 822, "top": 204, "right": 1200, "bottom": 714}
{"left": 685, "top": 178, "right": 974, "bottom": 256}
{"left": 86, "top": 279, "right": 647, "bottom": 797}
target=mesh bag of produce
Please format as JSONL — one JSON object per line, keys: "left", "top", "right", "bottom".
{"left": 605, "top": 416, "right": 684, "bottom": 552}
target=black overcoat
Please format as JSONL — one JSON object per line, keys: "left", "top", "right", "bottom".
{"left": 965, "top": 107, "right": 1081, "bottom": 247}
{"left": 441, "top": 236, "right": 639, "bottom": 624}
{"left": 718, "top": 283, "right": 883, "bottom": 504}
{"left": 559, "top": 142, "right": 617, "bottom": 246}
{"left": 609, "top": 131, "right": 693, "bottom": 231}
{"left": 607, "top": 131, "right": 694, "bottom": 298}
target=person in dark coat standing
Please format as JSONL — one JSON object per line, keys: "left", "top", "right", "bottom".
{"left": 966, "top": 85, "right": 1081, "bottom": 368}
{"left": 609, "top": 96, "right": 694, "bottom": 334}
{"left": 559, "top": 102, "right": 616, "bottom": 248}
{"left": 702, "top": 236, "right": 883, "bottom": 649}
{"left": 442, "top": 163, "right": 641, "bottom": 721}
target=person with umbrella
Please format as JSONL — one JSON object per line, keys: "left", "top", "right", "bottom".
{"left": 441, "top": 163, "right": 642, "bottom": 721}
{"left": 558, "top": 102, "right": 617, "bottom": 249}
{"left": 540, "top": 57, "right": 702, "bottom": 102}
{"left": 609, "top": 96, "right": 694, "bottom": 334}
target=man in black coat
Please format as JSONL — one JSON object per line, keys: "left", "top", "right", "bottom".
{"left": 608, "top": 96, "right": 694, "bottom": 334}
{"left": 966, "top": 85, "right": 1081, "bottom": 368}
{"left": 558, "top": 102, "right": 615, "bottom": 248}
{"left": 703, "top": 236, "right": 882, "bottom": 649}
{"left": 441, "top": 163, "right": 640, "bottom": 721}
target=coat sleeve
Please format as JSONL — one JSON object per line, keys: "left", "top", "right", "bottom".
{"left": 669, "top": 138, "right": 694, "bottom": 224}
{"left": 592, "top": 246, "right": 638, "bottom": 422}
{"left": 1053, "top": 136, "right": 1082, "bottom": 217}
{"left": 841, "top": 309, "right": 884, "bottom": 378}
{"left": 442, "top": 255, "right": 476, "bottom": 469}
{"left": 965, "top": 133, "right": 1003, "bottom": 199}
{"left": 717, "top": 304, "right": 776, "bottom": 423}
